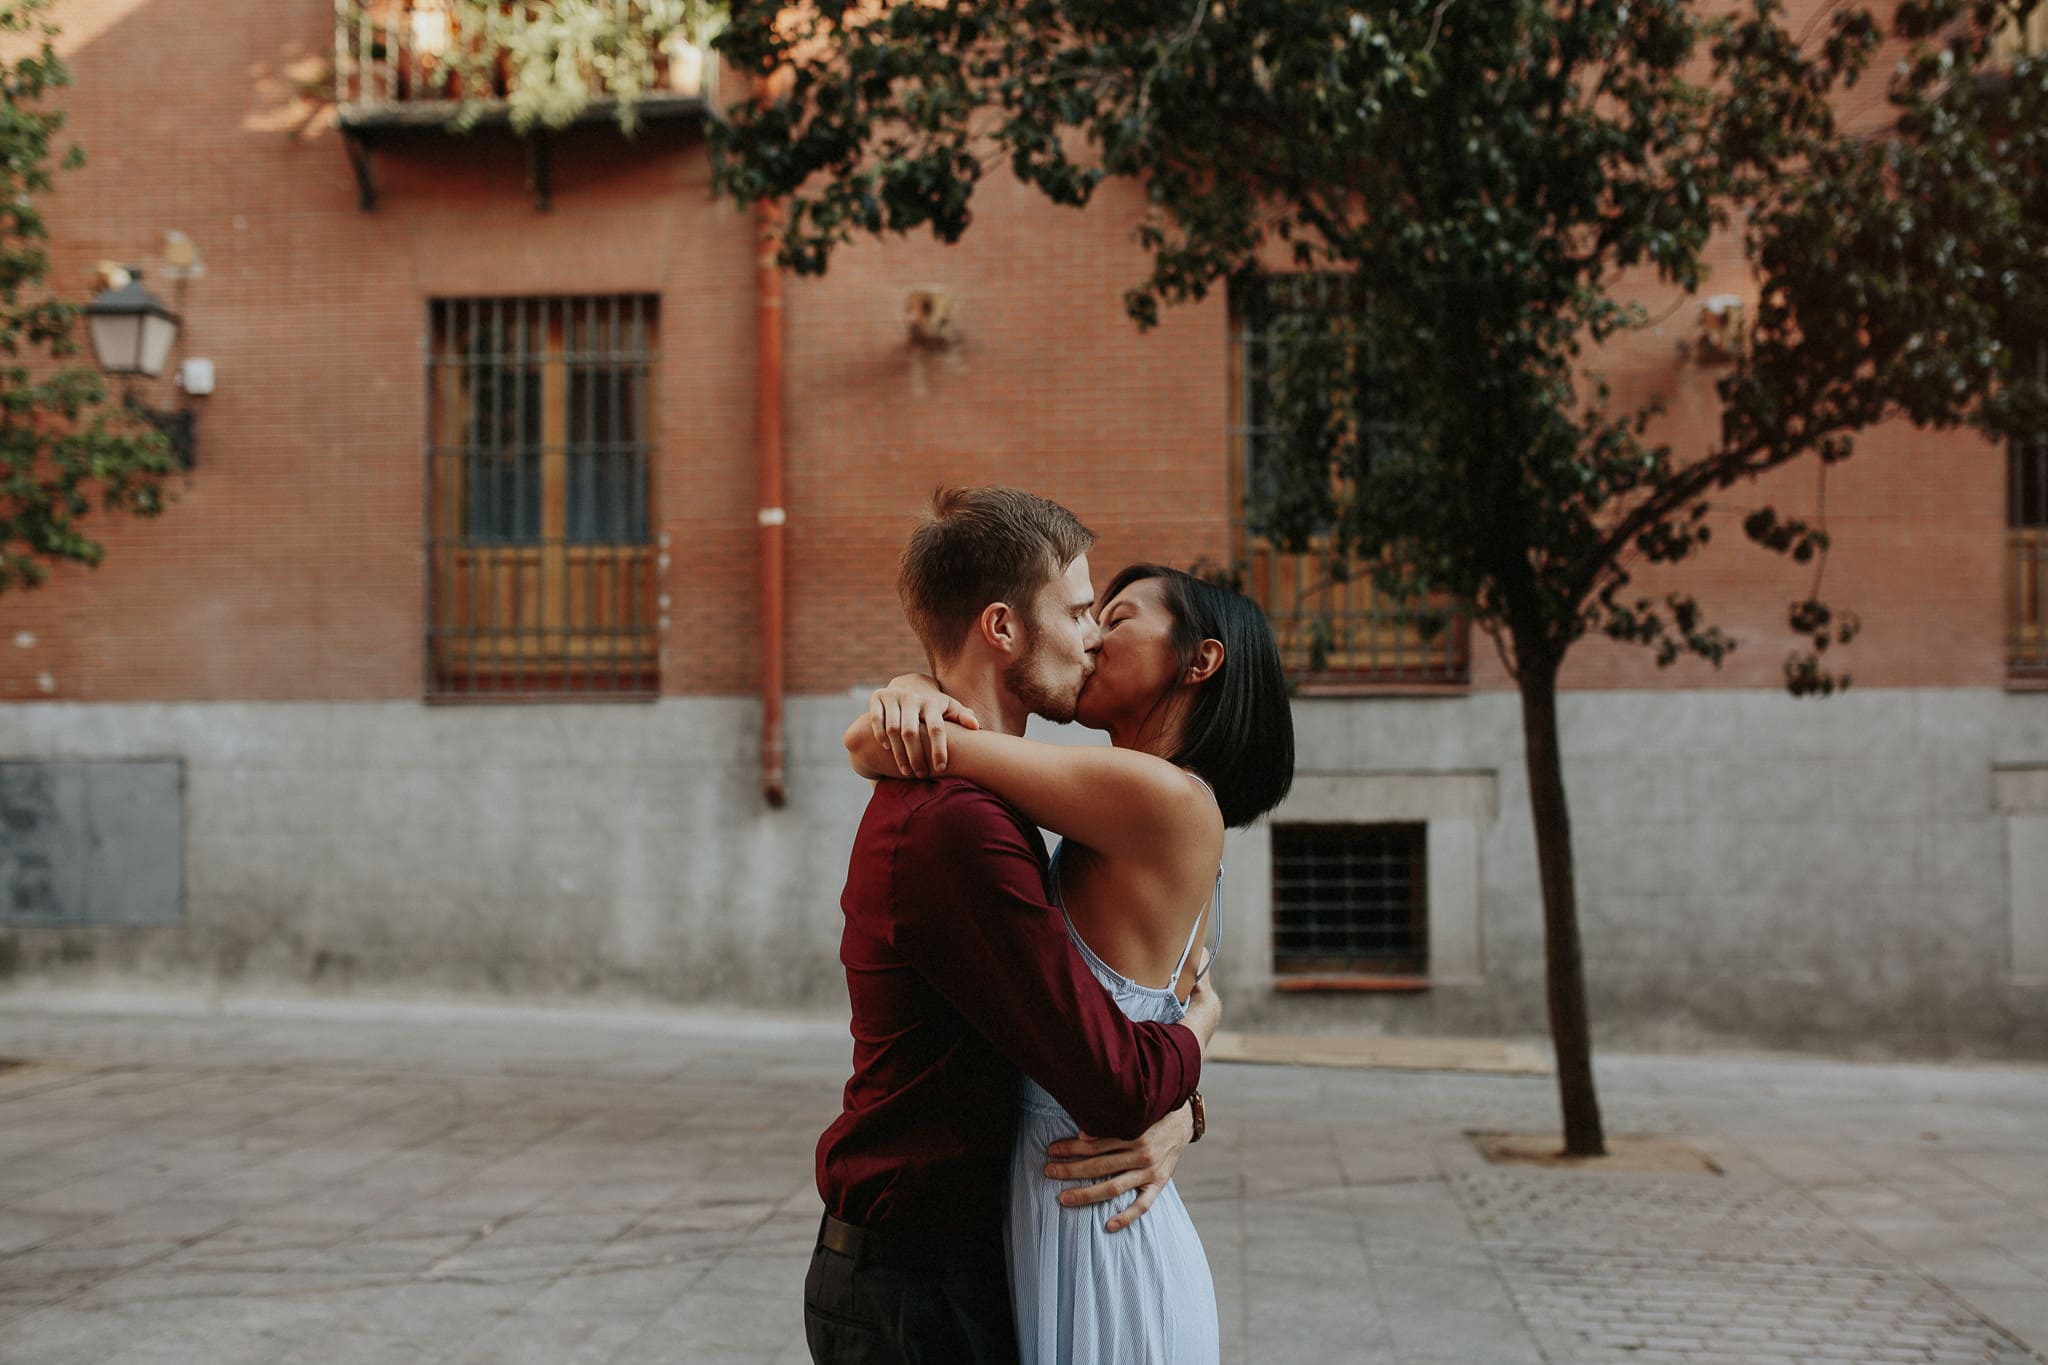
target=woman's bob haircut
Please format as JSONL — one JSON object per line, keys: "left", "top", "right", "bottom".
{"left": 1101, "top": 563, "right": 1295, "bottom": 829}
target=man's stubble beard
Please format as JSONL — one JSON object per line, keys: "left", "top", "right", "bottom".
{"left": 1003, "top": 626, "right": 1085, "bottom": 726}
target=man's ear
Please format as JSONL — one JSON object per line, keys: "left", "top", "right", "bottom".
{"left": 977, "top": 601, "right": 1022, "bottom": 655}
{"left": 1185, "top": 639, "right": 1225, "bottom": 685}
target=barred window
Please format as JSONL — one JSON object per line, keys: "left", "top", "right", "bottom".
{"left": 2013, "top": 342, "right": 2048, "bottom": 677}
{"left": 1228, "top": 274, "right": 1468, "bottom": 684}
{"left": 427, "top": 296, "right": 658, "bottom": 698}
{"left": 1272, "top": 822, "right": 1428, "bottom": 979}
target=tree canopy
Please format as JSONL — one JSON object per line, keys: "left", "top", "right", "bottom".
{"left": 714, "top": 0, "right": 2043, "bottom": 692}
{"left": 711, "top": 0, "right": 2047, "bottom": 1154}
{"left": 0, "top": 0, "right": 177, "bottom": 595}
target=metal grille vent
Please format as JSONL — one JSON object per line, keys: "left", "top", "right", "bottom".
{"left": 1272, "top": 822, "right": 1428, "bottom": 976}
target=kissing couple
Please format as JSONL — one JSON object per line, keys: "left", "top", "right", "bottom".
{"left": 805, "top": 486, "right": 1296, "bottom": 1364}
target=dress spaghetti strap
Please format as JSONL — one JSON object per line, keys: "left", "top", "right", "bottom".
{"left": 1194, "top": 867, "right": 1224, "bottom": 986}
{"left": 1174, "top": 770, "right": 1226, "bottom": 997}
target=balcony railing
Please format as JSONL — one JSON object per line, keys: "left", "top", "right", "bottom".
{"left": 335, "top": 1, "right": 718, "bottom": 121}
{"left": 1997, "top": 6, "right": 2048, "bottom": 63}
{"left": 1234, "top": 533, "right": 1470, "bottom": 686}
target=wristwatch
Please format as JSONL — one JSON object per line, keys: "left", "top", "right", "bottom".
{"left": 1187, "top": 1090, "right": 1206, "bottom": 1144}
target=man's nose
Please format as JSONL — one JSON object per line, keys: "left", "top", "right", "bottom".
{"left": 1082, "top": 615, "right": 1103, "bottom": 653}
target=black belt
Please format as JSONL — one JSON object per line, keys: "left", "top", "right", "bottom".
{"left": 817, "top": 1213, "right": 1001, "bottom": 1273}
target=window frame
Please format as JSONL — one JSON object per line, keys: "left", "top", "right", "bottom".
{"left": 2012, "top": 339, "right": 2048, "bottom": 681}
{"left": 1227, "top": 273, "right": 1471, "bottom": 688}
{"left": 425, "top": 294, "right": 661, "bottom": 701}
{"left": 1269, "top": 820, "right": 1431, "bottom": 986}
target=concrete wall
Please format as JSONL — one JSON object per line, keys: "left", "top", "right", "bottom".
{"left": 3, "top": 688, "right": 2044, "bottom": 1058}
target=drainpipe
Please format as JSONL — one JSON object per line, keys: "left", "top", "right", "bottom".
{"left": 756, "top": 195, "right": 788, "bottom": 807}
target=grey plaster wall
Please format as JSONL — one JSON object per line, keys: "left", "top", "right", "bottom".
{"left": 0, "top": 699, "right": 874, "bottom": 1002}
{"left": 0, "top": 690, "right": 2044, "bottom": 1057}
{"left": 1245, "top": 688, "right": 2048, "bottom": 1058}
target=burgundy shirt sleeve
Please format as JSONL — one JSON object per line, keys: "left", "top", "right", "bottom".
{"left": 887, "top": 782, "right": 1201, "bottom": 1140}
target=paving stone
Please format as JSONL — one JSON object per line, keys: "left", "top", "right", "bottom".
{"left": 0, "top": 997, "right": 2044, "bottom": 1365}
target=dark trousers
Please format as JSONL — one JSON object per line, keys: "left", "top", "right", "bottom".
{"left": 804, "top": 1215, "right": 1020, "bottom": 1365}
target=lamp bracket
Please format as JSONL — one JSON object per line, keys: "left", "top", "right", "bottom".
{"left": 344, "top": 129, "right": 380, "bottom": 212}
{"left": 128, "top": 400, "right": 195, "bottom": 471}
{"left": 527, "top": 130, "right": 552, "bottom": 213}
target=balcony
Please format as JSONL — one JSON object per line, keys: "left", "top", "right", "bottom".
{"left": 1235, "top": 534, "right": 1471, "bottom": 689}
{"left": 1997, "top": 6, "right": 2048, "bottom": 64}
{"left": 333, "top": 1, "right": 721, "bottom": 209}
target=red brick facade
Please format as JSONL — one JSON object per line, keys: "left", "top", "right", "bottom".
{"left": 3, "top": 0, "right": 2012, "bottom": 704}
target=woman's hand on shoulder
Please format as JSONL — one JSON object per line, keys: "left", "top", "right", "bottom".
{"left": 868, "top": 674, "right": 978, "bottom": 778}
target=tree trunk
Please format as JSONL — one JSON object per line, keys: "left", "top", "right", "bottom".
{"left": 1517, "top": 654, "right": 1606, "bottom": 1157}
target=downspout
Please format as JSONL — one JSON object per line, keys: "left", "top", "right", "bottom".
{"left": 756, "top": 194, "right": 788, "bottom": 807}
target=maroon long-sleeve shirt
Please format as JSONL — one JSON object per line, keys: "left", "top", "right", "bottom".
{"left": 817, "top": 776, "right": 1203, "bottom": 1235}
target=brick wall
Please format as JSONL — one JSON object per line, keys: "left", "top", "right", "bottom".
{"left": 0, "top": 0, "right": 2012, "bottom": 704}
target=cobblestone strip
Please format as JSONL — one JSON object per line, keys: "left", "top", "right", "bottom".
{"left": 1444, "top": 1159, "right": 2044, "bottom": 1365}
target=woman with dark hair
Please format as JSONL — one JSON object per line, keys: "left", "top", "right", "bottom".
{"left": 843, "top": 563, "right": 1295, "bottom": 1365}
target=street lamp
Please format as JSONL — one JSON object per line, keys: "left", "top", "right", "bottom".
{"left": 85, "top": 273, "right": 180, "bottom": 378}
{"left": 85, "top": 270, "right": 195, "bottom": 468}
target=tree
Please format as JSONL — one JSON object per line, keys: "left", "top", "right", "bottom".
{"left": 0, "top": 0, "right": 177, "bottom": 595}
{"left": 709, "top": 0, "right": 2045, "bottom": 1155}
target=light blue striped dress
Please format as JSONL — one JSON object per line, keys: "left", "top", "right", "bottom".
{"left": 1008, "top": 836, "right": 1224, "bottom": 1365}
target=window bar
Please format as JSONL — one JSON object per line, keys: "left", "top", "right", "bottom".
{"left": 427, "top": 301, "right": 441, "bottom": 693}
{"left": 588, "top": 293, "right": 606, "bottom": 692}
{"left": 528, "top": 295, "right": 545, "bottom": 691}
{"left": 477, "top": 296, "right": 496, "bottom": 693}
{"left": 620, "top": 295, "right": 639, "bottom": 687}
{"left": 447, "top": 301, "right": 463, "bottom": 691}
{"left": 602, "top": 293, "right": 621, "bottom": 690}
{"left": 588, "top": 294, "right": 604, "bottom": 689}
{"left": 463, "top": 299, "right": 483, "bottom": 693}
{"left": 593, "top": 295, "right": 608, "bottom": 690}
{"left": 463, "top": 297, "right": 479, "bottom": 694}
{"left": 622, "top": 294, "right": 640, "bottom": 688}
{"left": 2014, "top": 432, "right": 2023, "bottom": 673}
{"left": 464, "top": 297, "right": 483, "bottom": 693}
{"left": 607, "top": 292, "right": 623, "bottom": 690}
{"left": 635, "top": 293, "right": 649, "bottom": 688}
{"left": 358, "top": 0, "right": 376, "bottom": 103}
{"left": 540, "top": 294, "right": 556, "bottom": 685}
{"left": 570, "top": 296, "right": 586, "bottom": 690}
{"left": 483, "top": 298, "right": 501, "bottom": 689}
{"left": 485, "top": 300, "right": 505, "bottom": 695}
{"left": 543, "top": 296, "right": 559, "bottom": 688}
{"left": 567, "top": 294, "right": 583, "bottom": 686}
{"left": 449, "top": 303, "right": 468, "bottom": 692}
{"left": 457, "top": 297, "right": 474, "bottom": 692}
{"left": 2023, "top": 432, "right": 2048, "bottom": 671}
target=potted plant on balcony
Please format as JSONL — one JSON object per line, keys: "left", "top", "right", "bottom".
{"left": 445, "top": 0, "right": 723, "bottom": 132}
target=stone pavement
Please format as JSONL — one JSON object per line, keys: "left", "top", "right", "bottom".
{"left": 0, "top": 993, "right": 2044, "bottom": 1365}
